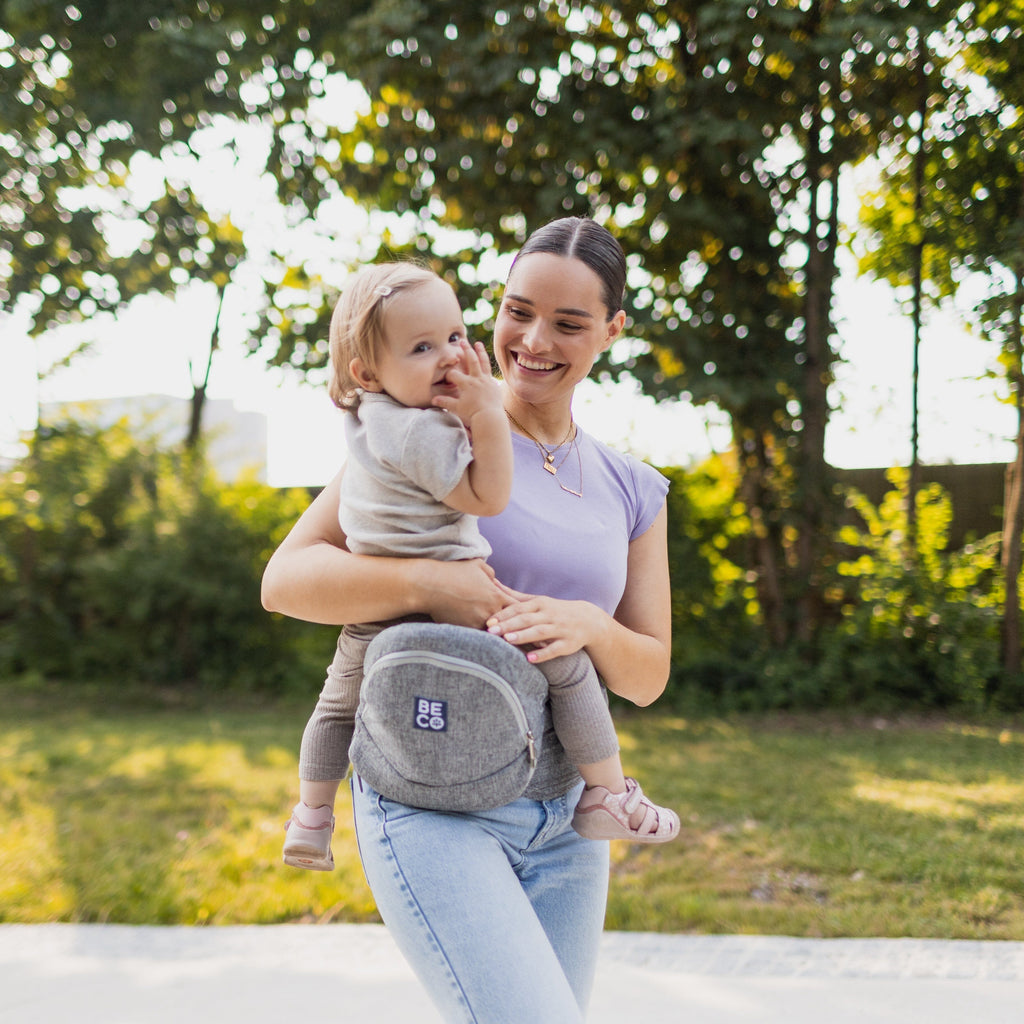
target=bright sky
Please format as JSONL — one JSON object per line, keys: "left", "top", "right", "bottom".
{"left": 4, "top": 71, "right": 1015, "bottom": 486}
{"left": 1, "top": 268, "right": 1016, "bottom": 487}
{"left": 1, "top": 88, "right": 1015, "bottom": 484}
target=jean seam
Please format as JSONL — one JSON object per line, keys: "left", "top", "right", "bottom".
{"left": 524, "top": 787, "right": 577, "bottom": 854}
{"left": 376, "top": 792, "right": 477, "bottom": 1024}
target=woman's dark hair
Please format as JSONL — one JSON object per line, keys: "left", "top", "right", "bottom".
{"left": 512, "top": 217, "right": 626, "bottom": 321}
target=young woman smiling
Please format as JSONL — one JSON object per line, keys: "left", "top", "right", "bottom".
{"left": 262, "top": 217, "right": 673, "bottom": 1023}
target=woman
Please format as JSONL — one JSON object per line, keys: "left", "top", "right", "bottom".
{"left": 262, "top": 217, "right": 672, "bottom": 1023}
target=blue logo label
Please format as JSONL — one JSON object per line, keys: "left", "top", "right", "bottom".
{"left": 414, "top": 697, "right": 447, "bottom": 732}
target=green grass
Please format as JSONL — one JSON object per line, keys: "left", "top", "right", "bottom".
{"left": 3, "top": 681, "right": 1023, "bottom": 937}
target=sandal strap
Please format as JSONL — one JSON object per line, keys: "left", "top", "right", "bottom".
{"left": 623, "top": 778, "right": 672, "bottom": 837}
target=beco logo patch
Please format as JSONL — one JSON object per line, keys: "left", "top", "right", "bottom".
{"left": 414, "top": 697, "right": 448, "bottom": 732}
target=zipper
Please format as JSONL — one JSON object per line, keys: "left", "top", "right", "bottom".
{"left": 367, "top": 650, "right": 537, "bottom": 767}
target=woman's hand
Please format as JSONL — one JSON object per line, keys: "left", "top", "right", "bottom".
{"left": 485, "top": 587, "right": 606, "bottom": 664}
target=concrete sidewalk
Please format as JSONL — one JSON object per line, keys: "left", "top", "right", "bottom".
{"left": 2, "top": 924, "right": 1023, "bottom": 1023}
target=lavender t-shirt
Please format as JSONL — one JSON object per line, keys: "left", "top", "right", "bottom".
{"left": 479, "top": 430, "right": 669, "bottom": 616}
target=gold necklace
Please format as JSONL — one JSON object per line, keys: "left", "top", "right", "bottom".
{"left": 505, "top": 411, "right": 583, "bottom": 497}
{"left": 557, "top": 441, "right": 583, "bottom": 498}
{"left": 505, "top": 411, "right": 573, "bottom": 472}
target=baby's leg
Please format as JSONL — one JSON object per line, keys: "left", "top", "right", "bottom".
{"left": 298, "top": 626, "right": 375, "bottom": 792}
{"left": 286, "top": 625, "right": 377, "bottom": 870}
{"left": 541, "top": 650, "right": 625, "bottom": 792}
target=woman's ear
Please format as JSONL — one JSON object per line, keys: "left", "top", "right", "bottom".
{"left": 601, "top": 309, "right": 627, "bottom": 352}
{"left": 349, "top": 357, "right": 383, "bottom": 393}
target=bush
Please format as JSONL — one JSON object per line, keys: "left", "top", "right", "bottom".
{"left": 663, "top": 456, "right": 760, "bottom": 669}
{"left": 658, "top": 461, "right": 1010, "bottom": 714}
{"left": 819, "top": 469, "right": 1004, "bottom": 711}
{"left": 2, "top": 420, "right": 1014, "bottom": 711}
{"left": 0, "top": 418, "right": 333, "bottom": 691}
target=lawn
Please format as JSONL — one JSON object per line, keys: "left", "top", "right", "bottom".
{"left": 2, "top": 682, "right": 1023, "bottom": 938}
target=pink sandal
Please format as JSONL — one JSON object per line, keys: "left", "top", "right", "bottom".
{"left": 572, "top": 777, "right": 680, "bottom": 843}
{"left": 282, "top": 802, "right": 335, "bottom": 871}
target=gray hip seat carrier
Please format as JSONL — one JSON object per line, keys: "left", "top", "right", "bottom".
{"left": 350, "top": 621, "right": 549, "bottom": 811}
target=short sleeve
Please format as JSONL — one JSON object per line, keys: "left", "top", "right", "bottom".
{"left": 626, "top": 455, "right": 670, "bottom": 541}
{"left": 395, "top": 411, "right": 473, "bottom": 501}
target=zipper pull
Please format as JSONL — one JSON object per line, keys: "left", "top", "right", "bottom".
{"left": 527, "top": 731, "right": 537, "bottom": 768}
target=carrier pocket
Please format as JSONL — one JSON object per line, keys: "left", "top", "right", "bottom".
{"left": 350, "top": 623, "right": 548, "bottom": 811}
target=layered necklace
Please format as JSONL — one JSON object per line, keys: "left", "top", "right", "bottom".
{"left": 505, "top": 410, "right": 583, "bottom": 498}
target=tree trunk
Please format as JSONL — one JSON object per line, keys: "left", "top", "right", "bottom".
{"left": 187, "top": 382, "right": 208, "bottom": 452}
{"left": 795, "top": 90, "right": 839, "bottom": 645}
{"left": 1002, "top": 453, "right": 1024, "bottom": 678}
{"left": 738, "top": 429, "right": 787, "bottom": 648}
{"left": 185, "top": 285, "right": 227, "bottom": 451}
{"left": 906, "top": 31, "right": 930, "bottom": 557}
{"left": 1001, "top": 268, "right": 1024, "bottom": 678}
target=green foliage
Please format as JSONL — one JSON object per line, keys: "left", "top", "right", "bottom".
{"left": 1, "top": 414, "right": 1015, "bottom": 712}
{"left": 855, "top": 5, "right": 1024, "bottom": 360}
{"left": 659, "top": 462, "right": 1012, "bottom": 714}
{"left": 0, "top": 32, "right": 122, "bottom": 326}
{"left": 819, "top": 469, "right": 1004, "bottom": 711}
{"left": 0, "top": 417, "right": 332, "bottom": 690}
{"left": 9, "top": 1, "right": 1010, "bottom": 656}
{"left": 662, "top": 457, "right": 764, "bottom": 703}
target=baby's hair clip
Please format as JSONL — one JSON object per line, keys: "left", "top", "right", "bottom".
{"left": 374, "top": 285, "right": 393, "bottom": 297}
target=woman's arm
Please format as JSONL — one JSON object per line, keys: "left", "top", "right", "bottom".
{"left": 486, "top": 503, "right": 672, "bottom": 707}
{"left": 261, "top": 467, "right": 508, "bottom": 628}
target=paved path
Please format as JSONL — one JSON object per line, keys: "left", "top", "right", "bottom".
{"left": 2, "top": 924, "right": 1023, "bottom": 1023}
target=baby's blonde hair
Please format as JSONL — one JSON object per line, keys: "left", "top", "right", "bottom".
{"left": 328, "top": 262, "right": 442, "bottom": 411}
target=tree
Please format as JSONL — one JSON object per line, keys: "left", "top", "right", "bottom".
{"left": 1, "top": 2, "right": 316, "bottom": 445}
{"left": 4, "top": 0, "right": 987, "bottom": 655}
{"left": 118, "top": 178, "right": 248, "bottom": 449}
{"left": 1, "top": 26, "right": 124, "bottom": 332}
{"left": 856, "top": 1, "right": 1024, "bottom": 675}
{"left": 254, "top": 0, "right": 955, "bottom": 647}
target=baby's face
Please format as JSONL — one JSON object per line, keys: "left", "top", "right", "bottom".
{"left": 371, "top": 279, "right": 469, "bottom": 409}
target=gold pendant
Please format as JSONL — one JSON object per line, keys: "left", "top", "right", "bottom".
{"left": 543, "top": 461, "right": 557, "bottom": 475}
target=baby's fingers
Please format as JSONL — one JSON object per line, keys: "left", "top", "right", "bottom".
{"left": 473, "top": 340, "right": 493, "bottom": 374}
{"left": 444, "top": 340, "right": 482, "bottom": 380}
{"left": 456, "top": 340, "right": 491, "bottom": 377}
{"left": 450, "top": 339, "right": 475, "bottom": 374}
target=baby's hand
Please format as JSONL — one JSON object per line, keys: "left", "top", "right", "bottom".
{"left": 433, "top": 340, "right": 505, "bottom": 428}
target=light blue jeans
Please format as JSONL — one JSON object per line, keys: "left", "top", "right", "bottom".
{"left": 352, "top": 775, "right": 610, "bottom": 1023}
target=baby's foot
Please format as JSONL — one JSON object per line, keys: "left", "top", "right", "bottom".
{"left": 282, "top": 802, "right": 335, "bottom": 870}
{"left": 572, "top": 778, "right": 679, "bottom": 843}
